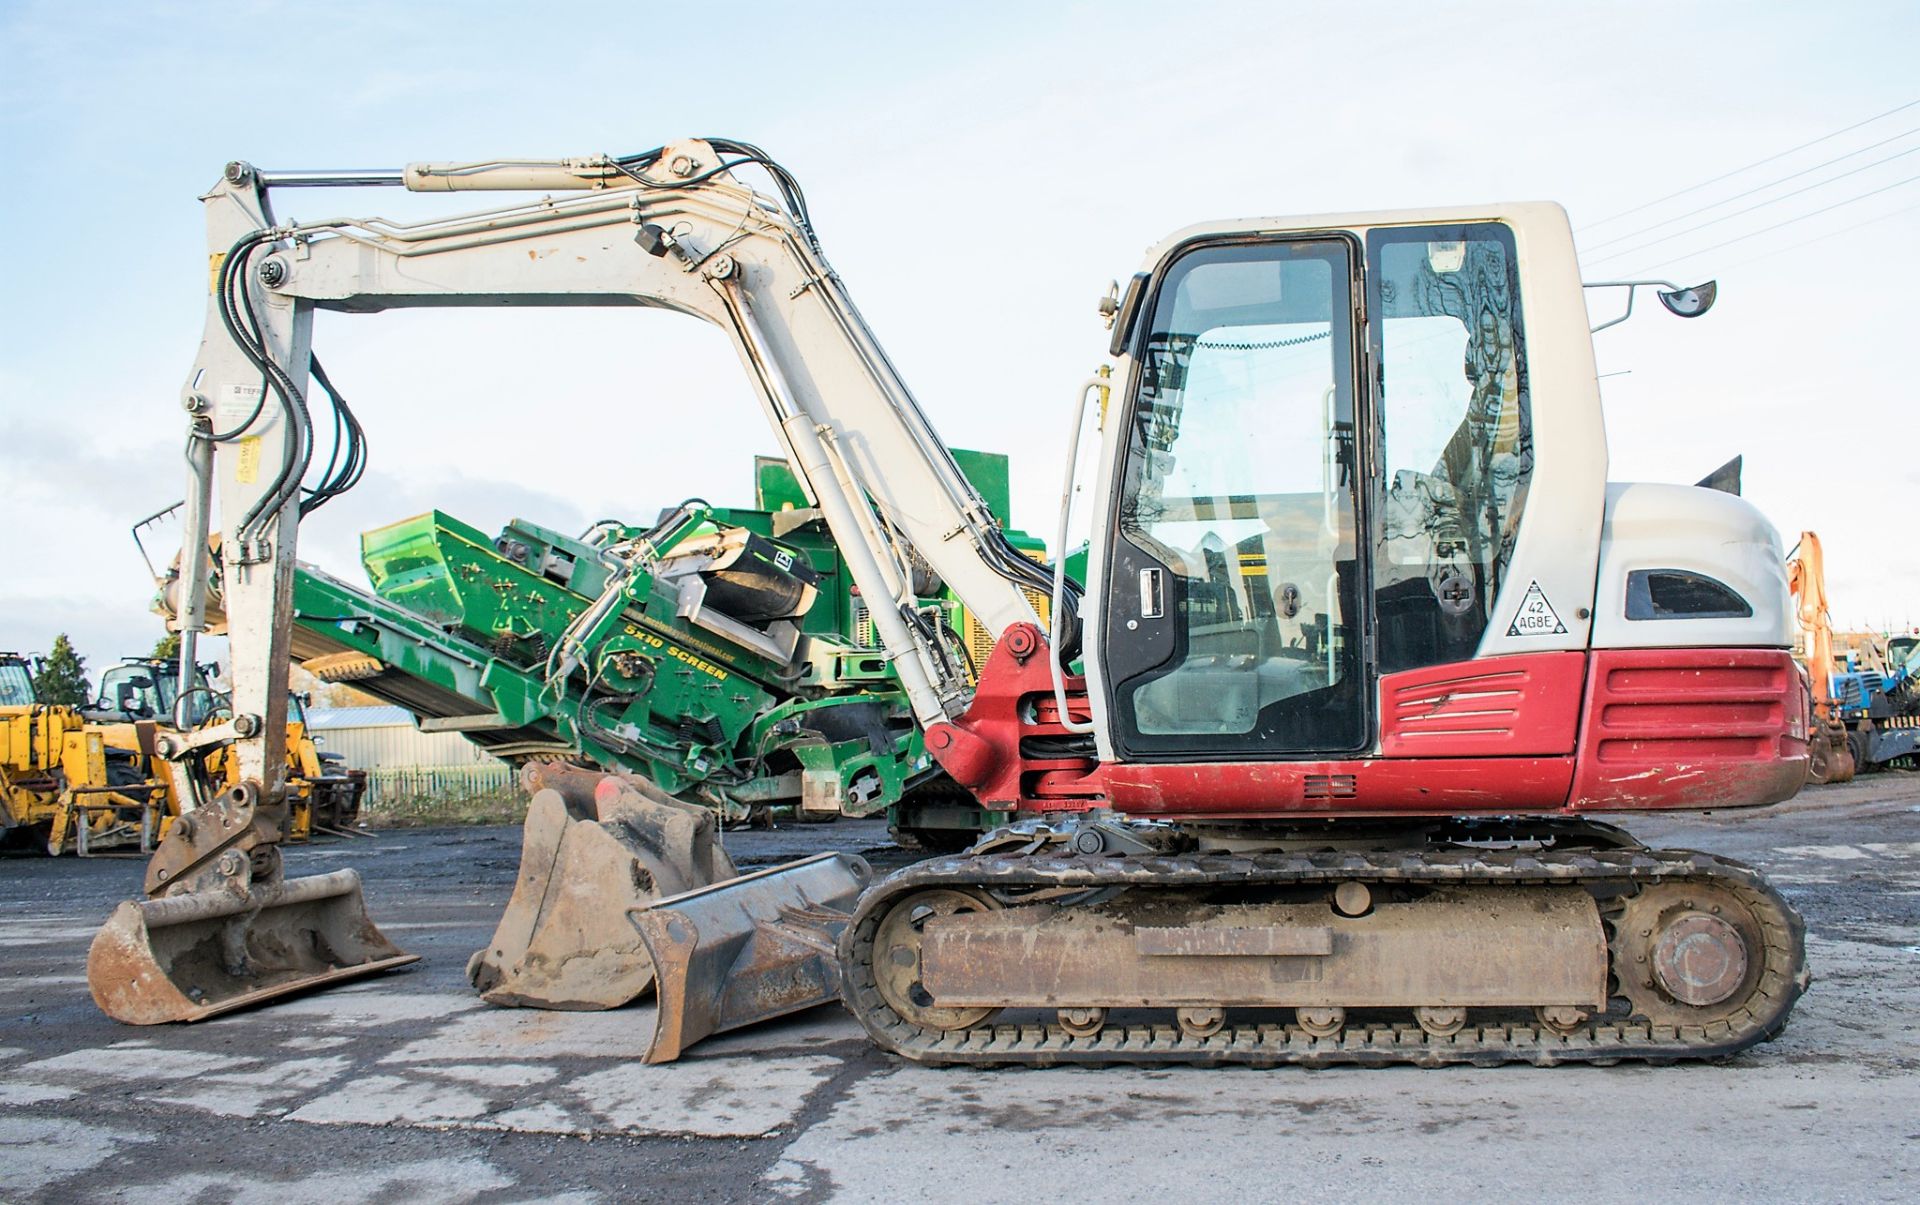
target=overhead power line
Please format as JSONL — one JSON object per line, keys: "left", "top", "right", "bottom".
{"left": 1619, "top": 172, "right": 1920, "bottom": 275}
{"left": 1586, "top": 143, "right": 1920, "bottom": 266}
{"left": 1581, "top": 124, "right": 1920, "bottom": 252}
{"left": 1703, "top": 198, "right": 1920, "bottom": 273}
{"left": 1577, "top": 98, "right": 1920, "bottom": 231}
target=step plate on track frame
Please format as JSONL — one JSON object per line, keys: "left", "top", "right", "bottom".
{"left": 839, "top": 846, "right": 1809, "bottom": 1067}
{"left": 919, "top": 886, "right": 1607, "bottom": 1010}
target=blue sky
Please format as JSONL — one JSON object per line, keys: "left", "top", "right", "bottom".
{"left": 2, "top": 0, "right": 1917, "bottom": 668}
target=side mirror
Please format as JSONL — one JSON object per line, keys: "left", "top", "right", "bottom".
{"left": 1585, "top": 278, "right": 1717, "bottom": 333}
{"left": 1657, "top": 281, "right": 1716, "bottom": 319}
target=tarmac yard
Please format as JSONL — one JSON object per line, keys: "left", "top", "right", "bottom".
{"left": 2, "top": 781, "right": 1916, "bottom": 1204}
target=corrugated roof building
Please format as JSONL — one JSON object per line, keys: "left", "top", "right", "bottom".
{"left": 307, "top": 705, "right": 512, "bottom": 804}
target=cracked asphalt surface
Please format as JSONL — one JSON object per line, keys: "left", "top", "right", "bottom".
{"left": 3, "top": 777, "right": 1916, "bottom": 1203}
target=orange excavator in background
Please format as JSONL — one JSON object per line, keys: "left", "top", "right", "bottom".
{"left": 1788, "top": 532, "right": 1857, "bottom": 784}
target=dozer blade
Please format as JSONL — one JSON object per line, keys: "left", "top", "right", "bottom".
{"left": 87, "top": 869, "right": 418, "bottom": 1024}
{"left": 628, "top": 851, "right": 870, "bottom": 1064}
{"left": 468, "top": 764, "right": 736, "bottom": 1010}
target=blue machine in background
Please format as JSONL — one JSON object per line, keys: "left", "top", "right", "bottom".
{"left": 1830, "top": 634, "right": 1920, "bottom": 770}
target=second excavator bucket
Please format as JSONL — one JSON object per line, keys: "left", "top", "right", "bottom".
{"left": 88, "top": 868, "right": 418, "bottom": 1024}
{"left": 629, "top": 851, "right": 870, "bottom": 1063}
{"left": 468, "top": 763, "right": 737, "bottom": 1009}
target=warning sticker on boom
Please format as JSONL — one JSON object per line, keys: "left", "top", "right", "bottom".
{"left": 220, "top": 382, "right": 265, "bottom": 426}
{"left": 1507, "top": 580, "right": 1567, "bottom": 636}
{"left": 235, "top": 436, "right": 261, "bottom": 485}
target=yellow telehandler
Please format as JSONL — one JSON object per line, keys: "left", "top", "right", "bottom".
{"left": 0, "top": 653, "right": 167, "bottom": 855}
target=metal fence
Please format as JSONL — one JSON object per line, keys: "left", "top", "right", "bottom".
{"left": 363, "top": 763, "right": 517, "bottom": 804}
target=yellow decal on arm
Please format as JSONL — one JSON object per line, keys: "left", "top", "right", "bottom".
{"left": 236, "top": 436, "right": 262, "bottom": 484}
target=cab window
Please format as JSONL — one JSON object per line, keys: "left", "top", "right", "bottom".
{"left": 1367, "top": 223, "right": 1532, "bottom": 673}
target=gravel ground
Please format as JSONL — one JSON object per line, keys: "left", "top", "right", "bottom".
{"left": 1, "top": 778, "right": 1915, "bottom": 1203}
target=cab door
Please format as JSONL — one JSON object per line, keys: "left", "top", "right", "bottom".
{"left": 1101, "top": 236, "right": 1370, "bottom": 759}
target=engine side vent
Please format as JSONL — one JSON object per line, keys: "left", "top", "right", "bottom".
{"left": 1303, "top": 773, "right": 1357, "bottom": 800}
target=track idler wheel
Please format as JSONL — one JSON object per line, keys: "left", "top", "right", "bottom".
{"left": 1613, "top": 882, "right": 1771, "bottom": 1028}
{"left": 871, "top": 888, "right": 1001, "bottom": 1031}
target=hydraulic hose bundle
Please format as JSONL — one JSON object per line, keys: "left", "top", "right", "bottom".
{"left": 208, "top": 231, "right": 367, "bottom": 553}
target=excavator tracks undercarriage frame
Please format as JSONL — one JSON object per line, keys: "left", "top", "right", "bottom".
{"left": 840, "top": 842, "right": 1808, "bottom": 1067}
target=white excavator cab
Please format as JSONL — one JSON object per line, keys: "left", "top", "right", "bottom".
{"left": 1087, "top": 213, "right": 1602, "bottom": 764}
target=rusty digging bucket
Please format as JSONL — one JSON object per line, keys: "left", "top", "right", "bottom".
{"left": 88, "top": 869, "right": 418, "bottom": 1024}
{"left": 629, "top": 851, "right": 870, "bottom": 1063}
{"left": 467, "top": 763, "right": 738, "bottom": 1010}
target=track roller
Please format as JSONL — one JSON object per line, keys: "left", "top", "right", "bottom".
{"left": 1536, "top": 1005, "right": 1589, "bottom": 1034}
{"left": 1296, "top": 1006, "right": 1345, "bottom": 1038}
{"left": 1415, "top": 1006, "right": 1466, "bottom": 1037}
{"left": 1059, "top": 1007, "right": 1106, "bottom": 1038}
{"left": 1176, "top": 1007, "right": 1225, "bottom": 1039}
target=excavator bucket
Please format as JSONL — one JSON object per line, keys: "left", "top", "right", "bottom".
{"left": 628, "top": 851, "right": 870, "bottom": 1063}
{"left": 87, "top": 868, "right": 418, "bottom": 1024}
{"left": 468, "top": 763, "right": 737, "bottom": 1010}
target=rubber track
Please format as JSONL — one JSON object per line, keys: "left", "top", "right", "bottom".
{"left": 838, "top": 846, "right": 1810, "bottom": 1067}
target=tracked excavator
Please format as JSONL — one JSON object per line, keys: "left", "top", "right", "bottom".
{"left": 92, "top": 138, "right": 1811, "bottom": 1066}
